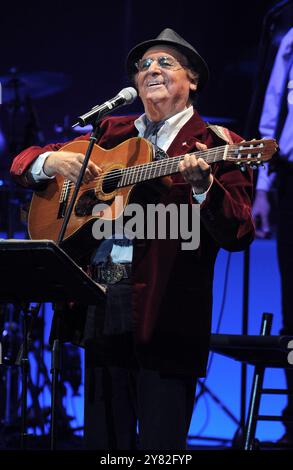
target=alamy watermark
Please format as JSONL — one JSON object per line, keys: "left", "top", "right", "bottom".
{"left": 91, "top": 195, "right": 200, "bottom": 250}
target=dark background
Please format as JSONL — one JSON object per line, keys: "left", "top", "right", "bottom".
{"left": 0, "top": 0, "right": 292, "bottom": 166}
{"left": 0, "top": 0, "right": 292, "bottom": 230}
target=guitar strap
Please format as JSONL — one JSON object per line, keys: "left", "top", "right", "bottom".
{"left": 205, "top": 123, "right": 235, "bottom": 145}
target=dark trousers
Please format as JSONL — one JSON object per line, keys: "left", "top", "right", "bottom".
{"left": 84, "top": 362, "right": 197, "bottom": 450}
{"left": 277, "top": 169, "right": 293, "bottom": 435}
{"left": 83, "top": 279, "right": 197, "bottom": 450}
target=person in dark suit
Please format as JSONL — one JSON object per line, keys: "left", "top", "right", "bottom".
{"left": 10, "top": 28, "right": 255, "bottom": 449}
{"left": 253, "top": 27, "right": 293, "bottom": 446}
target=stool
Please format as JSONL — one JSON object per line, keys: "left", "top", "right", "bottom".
{"left": 210, "top": 312, "right": 293, "bottom": 450}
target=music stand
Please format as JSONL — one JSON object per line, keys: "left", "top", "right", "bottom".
{"left": 0, "top": 239, "right": 105, "bottom": 449}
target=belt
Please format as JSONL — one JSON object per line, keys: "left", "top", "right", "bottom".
{"left": 93, "top": 261, "right": 132, "bottom": 285}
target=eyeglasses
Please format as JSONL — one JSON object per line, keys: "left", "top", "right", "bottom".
{"left": 135, "top": 56, "right": 185, "bottom": 72}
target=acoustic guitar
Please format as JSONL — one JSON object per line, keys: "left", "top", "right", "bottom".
{"left": 28, "top": 137, "right": 277, "bottom": 243}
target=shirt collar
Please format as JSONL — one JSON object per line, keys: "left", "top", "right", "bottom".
{"left": 134, "top": 106, "right": 194, "bottom": 136}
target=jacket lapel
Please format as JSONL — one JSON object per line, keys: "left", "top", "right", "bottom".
{"left": 166, "top": 109, "right": 208, "bottom": 157}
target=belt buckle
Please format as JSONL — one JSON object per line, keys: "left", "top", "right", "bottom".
{"left": 101, "top": 259, "right": 124, "bottom": 285}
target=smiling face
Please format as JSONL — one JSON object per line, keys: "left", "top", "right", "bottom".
{"left": 134, "top": 45, "right": 198, "bottom": 121}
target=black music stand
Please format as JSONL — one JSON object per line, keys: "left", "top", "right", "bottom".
{"left": 0, "top": 239, "right": 105, "bottom": 449}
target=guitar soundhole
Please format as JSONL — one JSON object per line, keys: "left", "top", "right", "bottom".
{"left": 75, "top": 189, "right": 111, "bottom": 216}
{"left": 102, "top": 169, "right": 122, "bottom": 194}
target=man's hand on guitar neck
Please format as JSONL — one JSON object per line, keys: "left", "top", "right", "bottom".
{"left": 43, "top": 151, "right": 102, "bottom": 184}
{"left": 178, "top": 142, "right": 213, "bottom": 194}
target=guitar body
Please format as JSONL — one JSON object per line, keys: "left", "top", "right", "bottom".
{"left": 28, "top": 137, "right": 153, "bottom": 242}
{"left": 27, "top": 135, "right": 277, "bottom": 245}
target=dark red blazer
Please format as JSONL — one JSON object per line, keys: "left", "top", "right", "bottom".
{"left": 10, "top": 110, "right": 255, "bottom": 376}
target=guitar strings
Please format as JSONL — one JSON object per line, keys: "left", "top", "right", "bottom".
{"left": 63, "top": 149, "right": 264, "bottom": 195}
{"left": 61, "top": 145, "right": 225, "bottom": 194}
{"left": 61, "top": 143, "right": 266, "bottom": 194}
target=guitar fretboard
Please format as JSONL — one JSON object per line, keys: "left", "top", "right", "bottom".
{"left": 118, "top": 144, "right": 228, "bottom": 187}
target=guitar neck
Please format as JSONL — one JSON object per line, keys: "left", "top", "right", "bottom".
{"left": 118, "top": 145, "right": 228, "bottom": 187}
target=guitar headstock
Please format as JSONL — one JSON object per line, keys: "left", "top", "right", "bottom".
{"left": 226, "top": 139, "right": 278, "bottom": 167}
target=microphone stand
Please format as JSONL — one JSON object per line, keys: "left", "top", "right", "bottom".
{"left": 50, "top": 116, "right": 102, "bottom": 450}
{"left": 15, "top": 303, "right": 42, "bottom": 449}
{"left": 57, "top": 120, "right": 102, "bottom": 245}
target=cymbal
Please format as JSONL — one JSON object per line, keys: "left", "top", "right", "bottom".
{"left": 0, "top": 71, "right": 71, "bottom": 103}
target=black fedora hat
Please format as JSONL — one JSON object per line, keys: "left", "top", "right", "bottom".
{"left": 126, "top": 28, "right": 209, "bottom": 91}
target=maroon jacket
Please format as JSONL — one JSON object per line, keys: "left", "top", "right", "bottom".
{"left": 10, "top": 110, "right": 255, "bottom": 376}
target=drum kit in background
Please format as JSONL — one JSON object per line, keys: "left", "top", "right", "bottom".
{"left": 0, "top": 69, "right": 82, "bottom": 448}
{"left": 0, "top": 68, "right": 73, "bottom": 159}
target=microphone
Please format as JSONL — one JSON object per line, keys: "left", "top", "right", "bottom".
{"left": 72, "top": 87, "right": 137, "bottom": 127}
